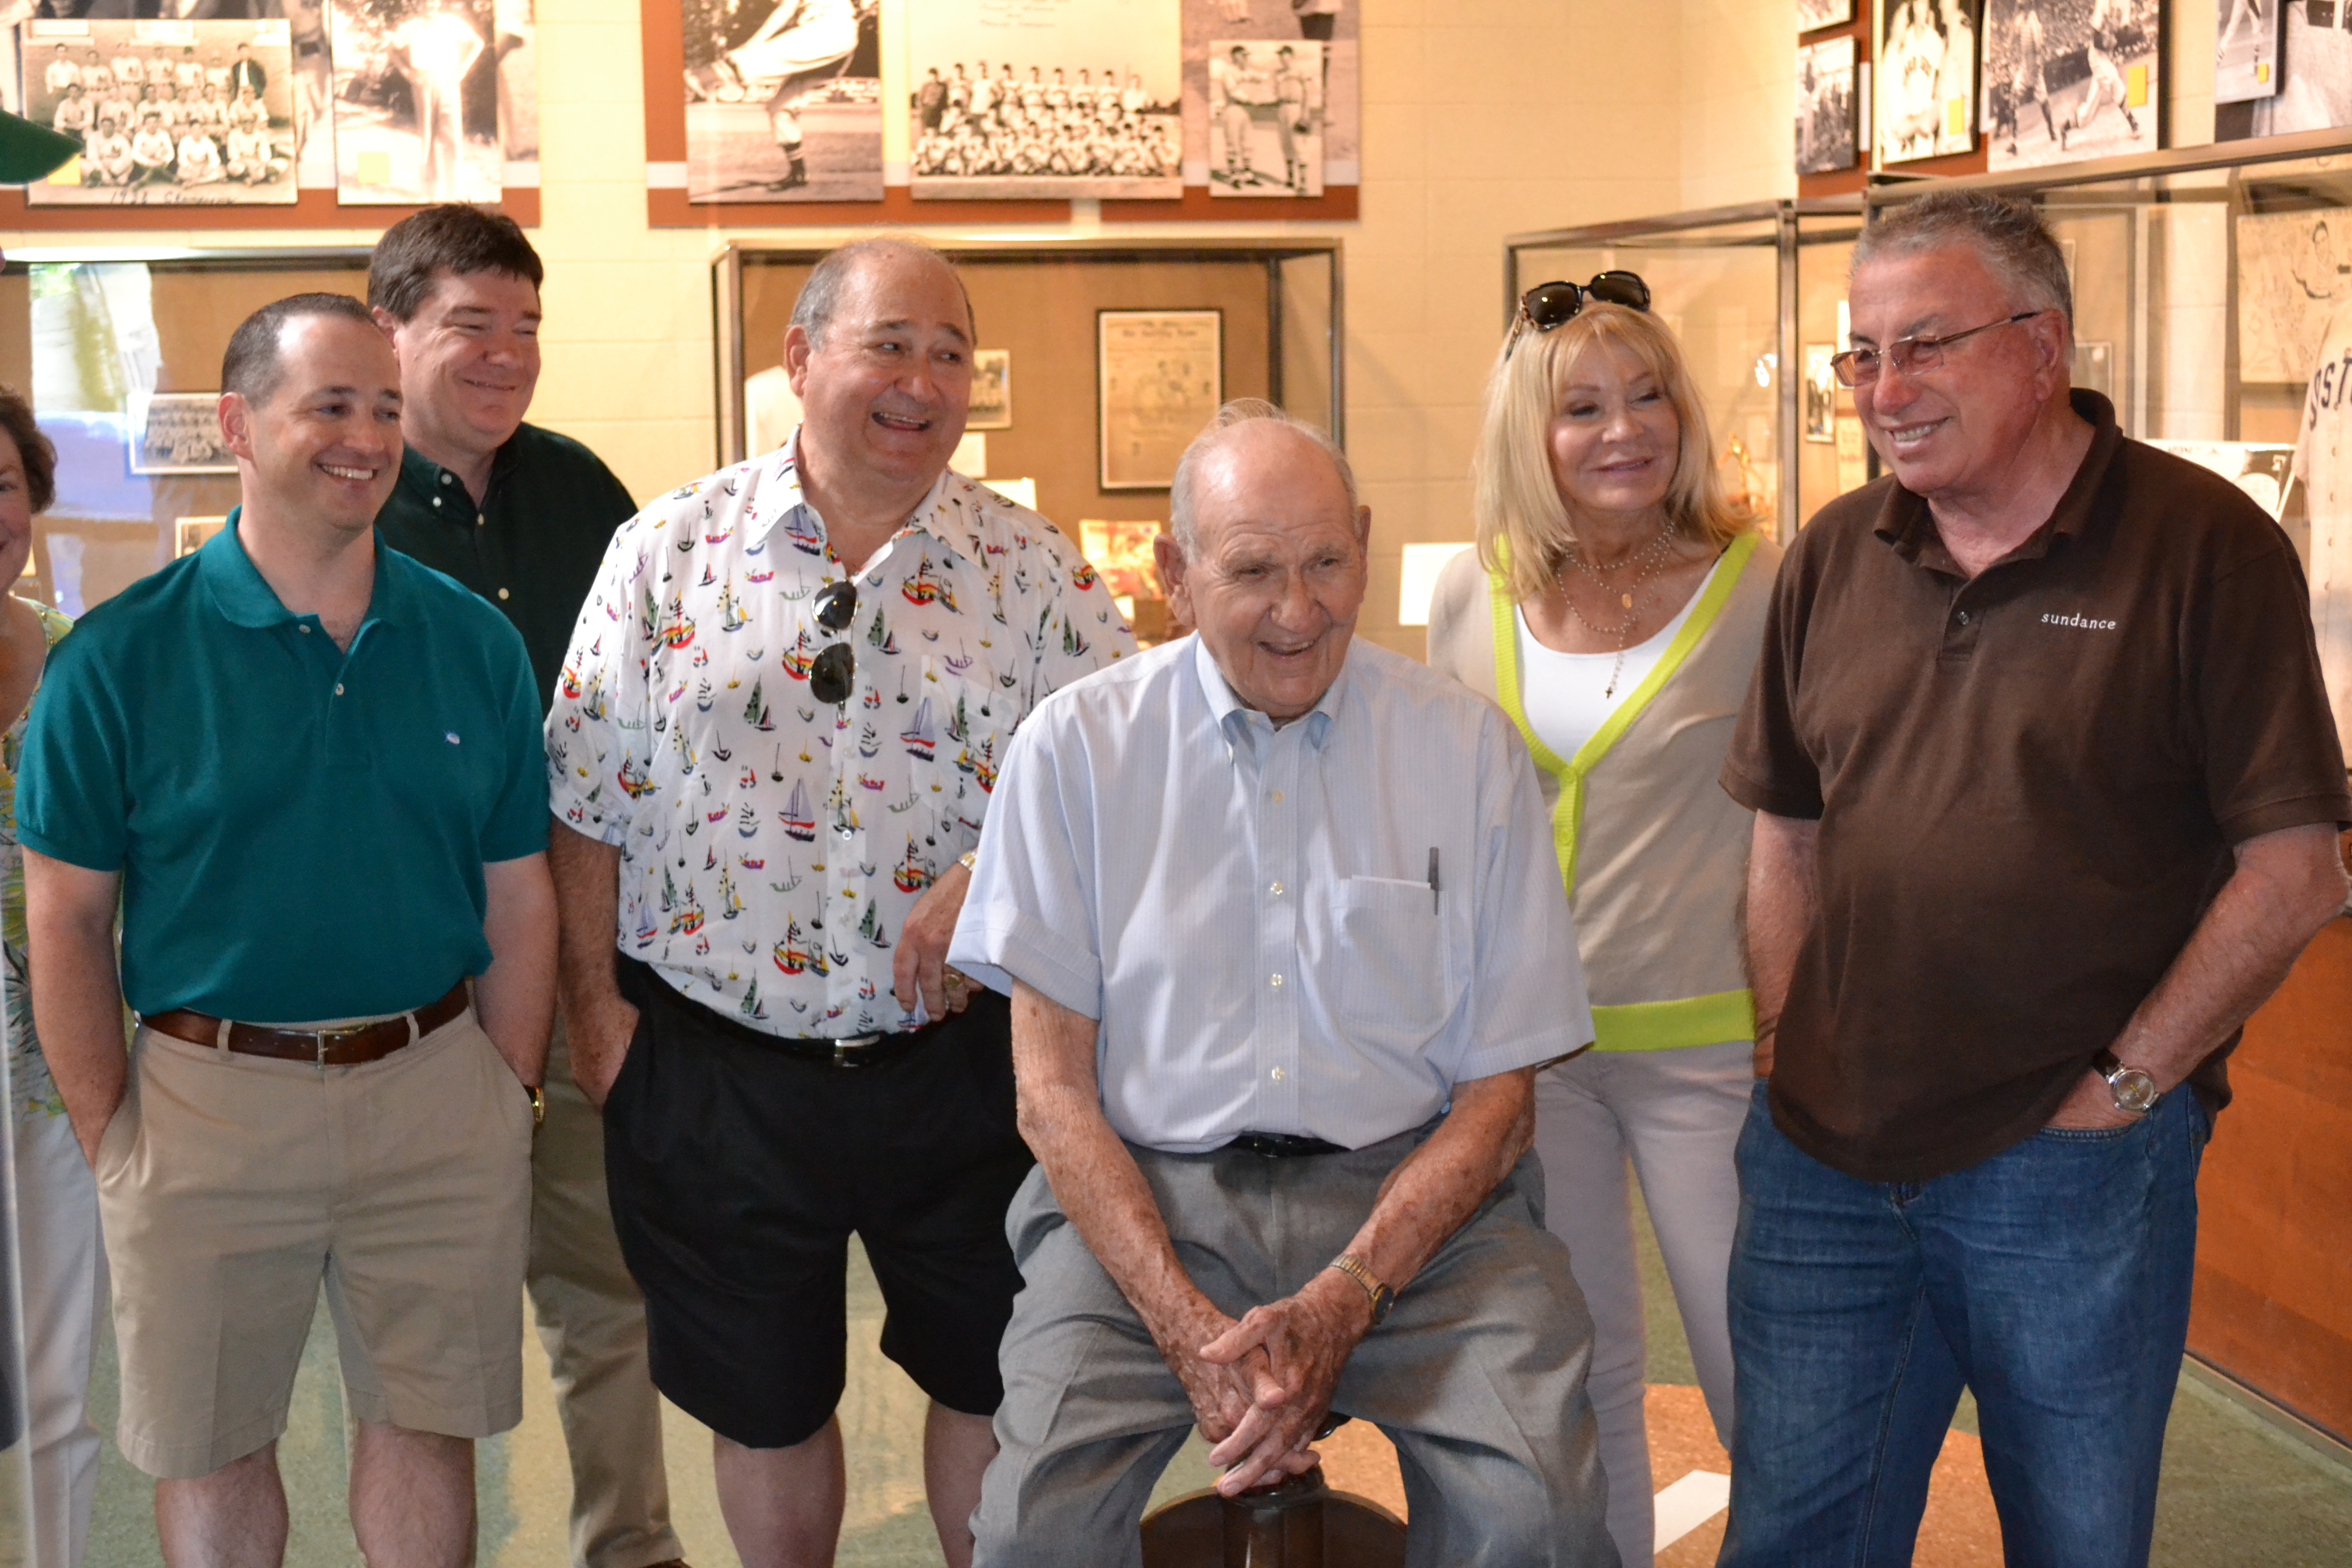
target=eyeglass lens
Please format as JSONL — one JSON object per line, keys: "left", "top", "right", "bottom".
{"left": 811, "top": 580, "right": 859, "bottom": 704}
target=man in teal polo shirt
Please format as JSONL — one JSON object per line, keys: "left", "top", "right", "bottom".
{"left": 18, "top": 292, "right": 555, "bottom": 1567}
{"left": 368, "top": 204, "right": 685, "bottom": 1568}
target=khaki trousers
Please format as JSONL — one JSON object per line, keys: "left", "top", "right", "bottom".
{"left": 530, "top": 1025, "right": 682, "bottom": 1568}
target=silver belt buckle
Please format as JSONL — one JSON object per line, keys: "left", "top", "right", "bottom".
{"left": 312, "top": 1019, "right": 377, "bottom": 1064}
{"left": 832, "top": 1032, "right": 884, "bottom": 1067}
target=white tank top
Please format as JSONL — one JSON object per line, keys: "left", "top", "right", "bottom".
{"left": 1513, "top": 549, "right": 1727, "bottom": 761}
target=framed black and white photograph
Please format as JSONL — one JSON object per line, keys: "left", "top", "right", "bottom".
{"left": 684, "top": 0, "right": 880, "bottom": 203}
{"left": 1934, "top": 1, "right": 1981, "bottom": 155}
{"left": 329, "top": 0, "right": 502, "bottom": 203}
{"left": 968, "top": 348, "right": 1011, "bottom": 430}
{"left": 2237, "top": 206, "right": 2352, "bottom": 383}
{"left": 1098, "top": 309, "right": 1221, "bottom": 491}
{"left": 1182, "top": 0, "right": 1358, "bottom": 194}
{"left": 2223, "top": 0, "right": 2352, "bottom": 137}
{"left": 1803, "top": 344, "right": 1839, "bottom": 442}
{"left": 1796, "top": 35, "right": 1857, "bottom": 174}
{"left": 1878, "top": 0, "right": 1982, "bottom": 163}
{"left": 908, "top": 0, "right": 1182, "bottom": 200}
{"left": 1984, "top": 0, "right": 2159, "bottom": 172}
{"left": 1208, "top": 39, "right": 1322, "bottom": 196}
{"left": 2217, "top": 0, "right": 2283, "bottom": 103}
{"left": 132, "top": 394, "right": 234, "bottom": 476}
{"left": 1799, "top": 0, "right": 1857, "bottom": 27}
{"left": 21, "top": 18, "right": 298, "bottom": 207}
{"left": 175, "top": 516, "right": 229, "bottom": 558}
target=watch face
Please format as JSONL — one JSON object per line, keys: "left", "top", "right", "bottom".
{"left": 2112, "top": 1068, "right": 2160, "bottom": 1114}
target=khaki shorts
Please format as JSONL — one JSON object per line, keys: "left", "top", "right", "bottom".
{"left": 96, "top": 1009, "right": 533, "bottom": 1479}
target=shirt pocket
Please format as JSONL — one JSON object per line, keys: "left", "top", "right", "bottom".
{"left": 1331, "top": 875, "right": 1465, "bottom": 1054}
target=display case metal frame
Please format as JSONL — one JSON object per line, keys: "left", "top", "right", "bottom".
{"left": 710, "top": 237, "right": 1344, "bottom": 471}
{"left": 1503, "top": 198, "right": 1867, "bottom": 540}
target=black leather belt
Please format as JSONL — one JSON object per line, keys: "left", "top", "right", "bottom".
{"left": 1221, "top": 1131, "right": 1349, "bottom": 1158}
{"left": 761, "top": 1028, "right": 930, "bottom": 1070}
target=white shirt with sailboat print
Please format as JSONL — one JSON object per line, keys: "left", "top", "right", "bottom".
{"left": 547, "top": 429, "right": 1136, "bottom": 1038}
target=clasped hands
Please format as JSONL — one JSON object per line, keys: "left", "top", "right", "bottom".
{"left": 1154, "top": 1269, "right": 1376, "bottom": 1497}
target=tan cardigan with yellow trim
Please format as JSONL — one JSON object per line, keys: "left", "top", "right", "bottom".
{"left": 1426, "top": 532, "right": 1782, "bottom": 1045}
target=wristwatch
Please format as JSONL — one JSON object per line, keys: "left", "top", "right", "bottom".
{"left": 2092, "top": 1048, "right": 2160, "bottom": 1116}
{"left": 1328, "top": 1252, "right": 1395, "bottom": 1326}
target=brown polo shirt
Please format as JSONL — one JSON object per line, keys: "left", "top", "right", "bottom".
{"left": 1723, "top": 390, "right": 2351, "bottom": 1183}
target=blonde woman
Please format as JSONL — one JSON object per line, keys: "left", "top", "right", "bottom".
{"left": 1428, "top": 277, "right": 1781, "bottom": 1568}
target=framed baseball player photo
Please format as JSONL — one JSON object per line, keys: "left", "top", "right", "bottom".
{"left": 2215, "top": 0, "right": 2283, "bottom": 104}
{"left": 1098, "top": 310, "right": 1223, "bottom": 492}
{"left": 1799, "top": 0, "right": 1857, "bottom": 26}
{"left": 684, "top": 0, "right": 883, "bottom": 203}
{"left": 132, "top": 394, "right": 236, "bottom": 476}
{"left": 1878, "top": 0, "right": 1981, "bottom": 163}
{"left": 968, "top": 349, "right": 1012, "bottom": 430}
{"left": 1795, "top": 35, "right": 1858, "bottom": 174}
{"left": 2236, "top": 206, "right": 2352, "bottom": 384}
{"left": 1803, "top": 345, "right": 1839, "bottom": 443}
{"left": 1983, "top": 0, "right": 2159, "bottom": 172}
{"left": 1207, "top": 39, "right": 1322, "bottom": 197}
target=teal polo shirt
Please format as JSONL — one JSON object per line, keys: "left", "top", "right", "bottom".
{"left": 16, "top": 513, "right": 547, "bottom": 1023}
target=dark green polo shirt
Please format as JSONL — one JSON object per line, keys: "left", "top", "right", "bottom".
{"left": 374, "top": 423, "right": 638, "bottom": 715}
{"left": 16, "top": 516, "right": 547, "bottom": 1023}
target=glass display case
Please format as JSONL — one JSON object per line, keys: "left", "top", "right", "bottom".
{"left": 1504, "top": 199, "right": 1868, "bottom": 542}
{"left": 712, "top": 239, "right": 1341, "bottom": 639}
{"left": 0, "top": 246, "right": 372, "bottom": 619}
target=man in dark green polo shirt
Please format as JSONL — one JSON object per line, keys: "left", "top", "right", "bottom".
{"left": 369, "top": 205, "right": 684, "bottom": 1568}
{"left": 19, "top": 292, "right": 555, "bottom": 1566}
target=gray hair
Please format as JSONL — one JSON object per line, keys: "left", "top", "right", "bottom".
{"left": 1852, "top": 190, "right": 2073, "bottom": 327}
{"left": 1166, "top": 400, "right": 1359, "bottom": 556}
{"left": 788, "top": 237, "right": 976, "bottom": 349}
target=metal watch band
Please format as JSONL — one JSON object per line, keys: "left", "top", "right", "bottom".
{"left": 1329, "top": 1252, "right": 1395, "bottom": 1325}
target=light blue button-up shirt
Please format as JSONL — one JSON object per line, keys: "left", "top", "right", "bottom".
{"left": 949, "top": 633, "right": 1592, "bottom": 1154}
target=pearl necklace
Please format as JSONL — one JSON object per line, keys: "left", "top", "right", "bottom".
{"left": 1554, "top": 519, "right": 1681, "bottom": 700}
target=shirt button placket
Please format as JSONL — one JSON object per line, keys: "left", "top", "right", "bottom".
{"left": 1263, "top": 729, "right": 1302, "bottom": 1129}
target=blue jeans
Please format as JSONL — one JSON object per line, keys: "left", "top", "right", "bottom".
{"left": 1718, "top": 1079, "right": 2209, "bottom": 1568}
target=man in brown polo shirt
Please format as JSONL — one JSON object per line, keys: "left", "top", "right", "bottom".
{"left": 1717, "top": 190, "right": 2350, "bottom": 1568}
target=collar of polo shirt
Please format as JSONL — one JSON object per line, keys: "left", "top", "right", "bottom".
{"left": 199, "top": 508, "right": 410, "bottom": 630}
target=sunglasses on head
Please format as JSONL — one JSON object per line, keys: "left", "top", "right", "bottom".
{"left": 1516, "top": 271, "right": 1653, "bottom": 337}
{"left": 810, "top": 579, "right": 858, "bottom": 706}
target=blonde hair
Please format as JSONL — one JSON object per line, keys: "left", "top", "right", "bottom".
{"left": 1472, "top": 302, "right": 1752, "bottom": 604}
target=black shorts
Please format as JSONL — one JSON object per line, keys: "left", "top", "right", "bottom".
{"left": 604, "top": 958, "right": 1031, "bottom": 1449}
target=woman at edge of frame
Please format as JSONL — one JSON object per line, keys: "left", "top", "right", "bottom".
{"left": 1426, "top": 290, "right": 1781, "bottom": 1568}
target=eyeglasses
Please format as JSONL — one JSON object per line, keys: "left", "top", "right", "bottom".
{"left": 1828, "top": 310, "right": 2047, "bottom": 387}
{"left": 1517, "top": 271, "right": 1652, "bottom": 334}
{"left": 811, "top": 580, "right": 857, "bottom": 706}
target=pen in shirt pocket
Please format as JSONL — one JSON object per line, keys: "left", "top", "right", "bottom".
{"left": 1428, "top": 846, "right": 1440, "bottom": 913}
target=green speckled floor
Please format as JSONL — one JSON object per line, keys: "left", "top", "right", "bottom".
{"left": 38, "top": 1206, "right": 2348, "bottom": 1566}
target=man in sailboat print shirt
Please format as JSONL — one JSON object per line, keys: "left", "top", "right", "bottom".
{"left": 550, "top": 434, "right": 1132, "bottom": 1034}
{"left": 543, "top": 230, "right": 1132, "bottom": 1568}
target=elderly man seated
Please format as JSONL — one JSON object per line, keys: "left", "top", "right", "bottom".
{"left": 947, "top": 401, "right": 1618, "bottom": 1567}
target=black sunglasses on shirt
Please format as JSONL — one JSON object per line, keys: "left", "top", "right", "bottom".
{"left": 811, "top": 579, "right": 857, "bottom": 706}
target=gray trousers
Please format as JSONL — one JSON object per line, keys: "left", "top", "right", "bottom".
{"left": 970, "top": 1126, "right": 1619, "bottom": 1567}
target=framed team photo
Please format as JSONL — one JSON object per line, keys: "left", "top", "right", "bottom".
{"left": 1983, "top": 0, "right": 2159, "bottom": 172}
{"left": 907, "top": 0, "right": 1182, "bottom": 200}
{"left": 132, "top": 394, "right": 235, "bottom": 476}
{"left": 966, "top": 349, "right": 1012, "bottom": 430}
{"left": 684, "top": 0, "right": 882, "bottom": 203}
{"left": 1799, "top": 0, "right": 1857, "bottom": 26}
{"left": 1795, "top": 35, "right": 1858, "bottom": 174}
{"left": 21, "top": 18, "right": 298, "bottom": 207}
{"left": 1098, "top": 309, "right": 1222, "bottom": 492}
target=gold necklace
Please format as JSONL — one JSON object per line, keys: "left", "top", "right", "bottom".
{"left": 1555, "top": 518, "right": 1680, "bottom": 699}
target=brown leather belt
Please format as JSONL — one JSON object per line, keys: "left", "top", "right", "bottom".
{"left": 142, "top": 980, "right": 470, "bottom": 1066}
